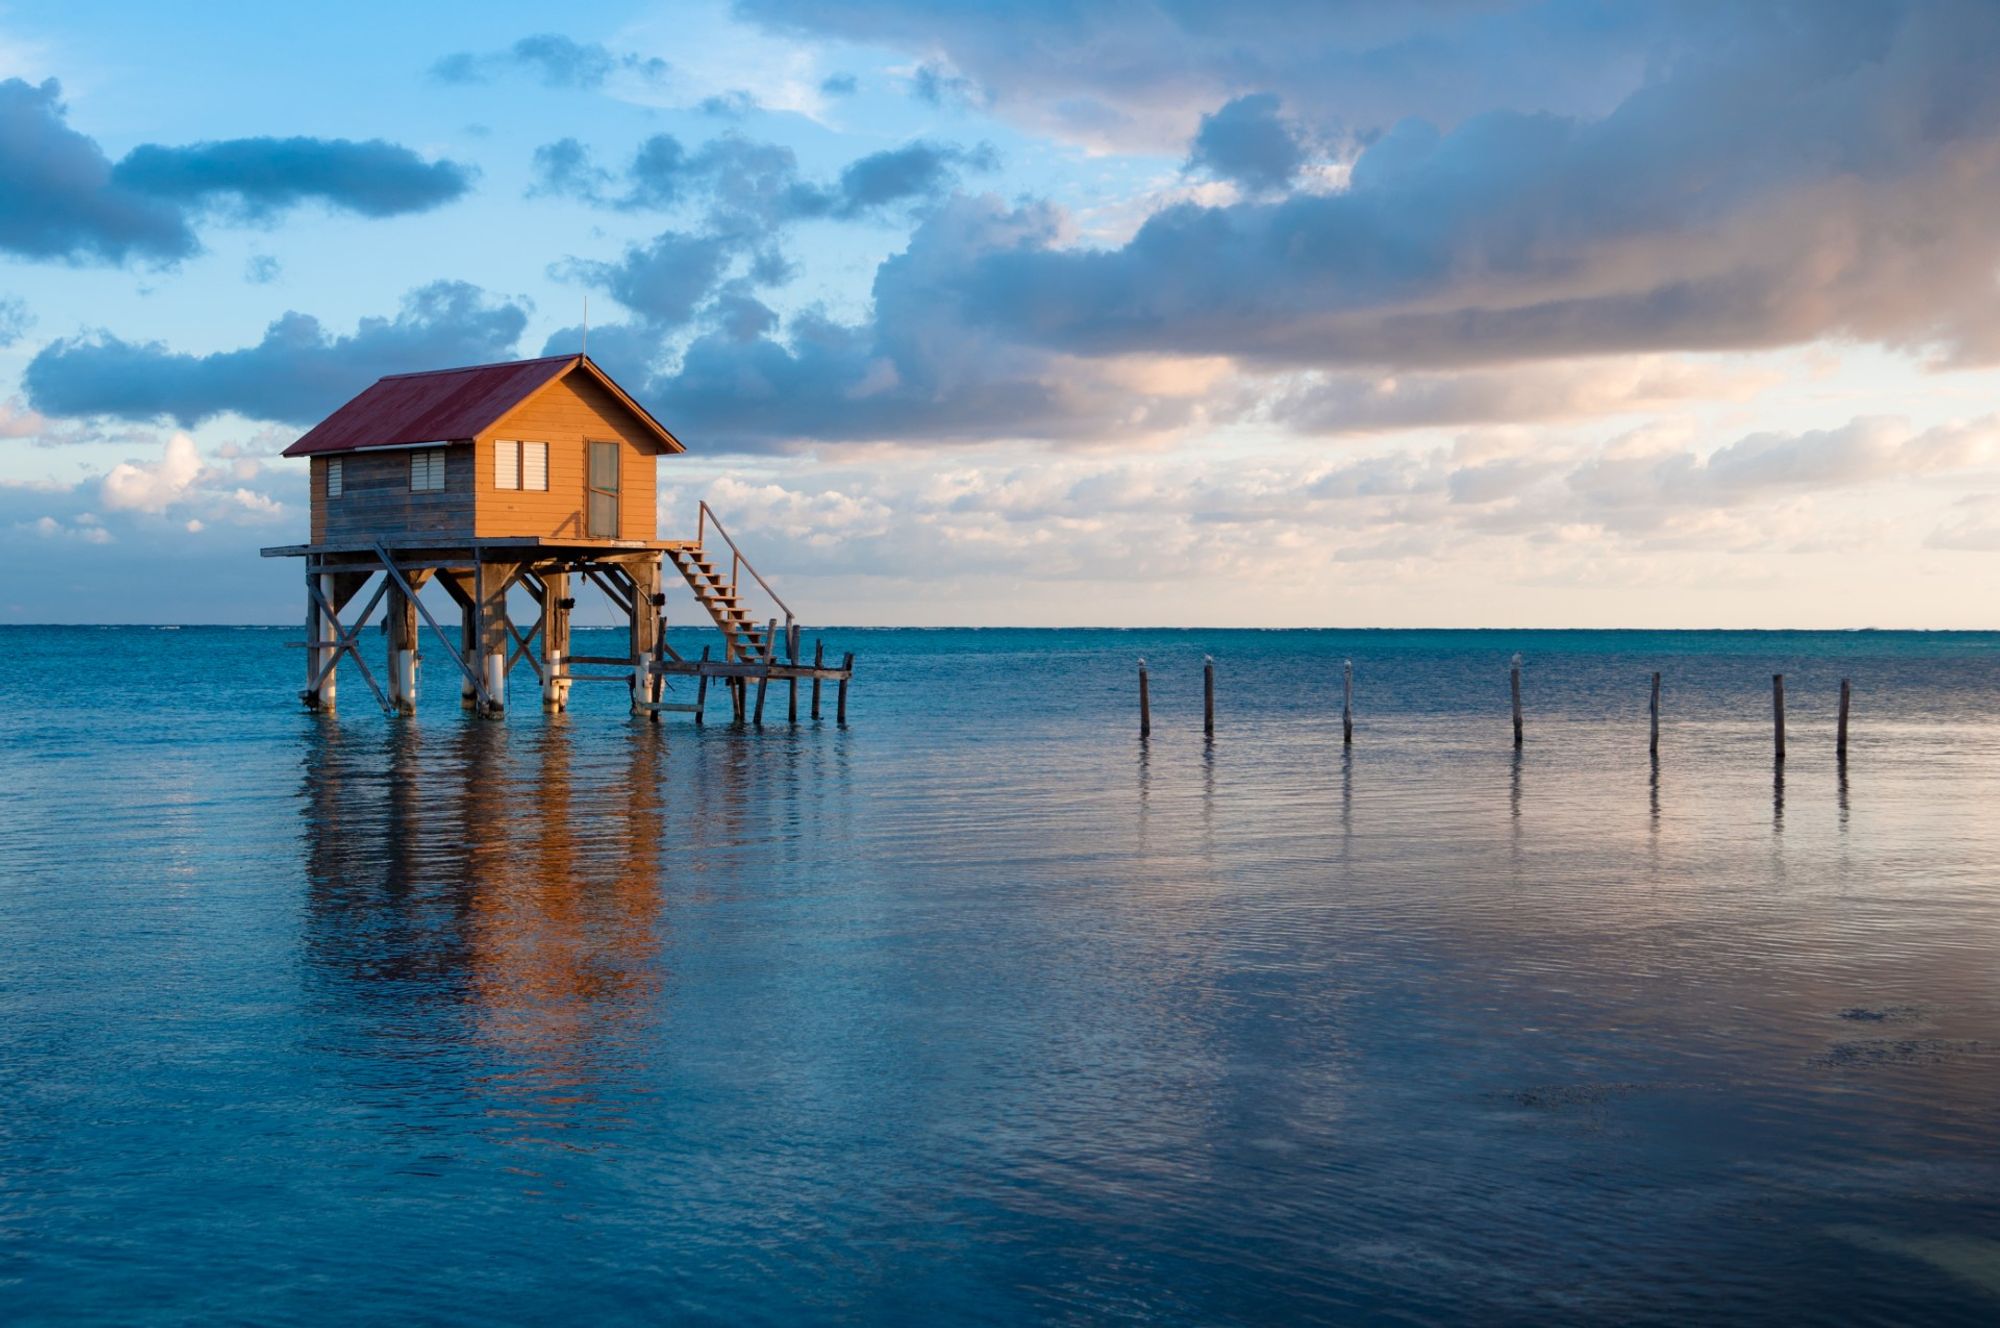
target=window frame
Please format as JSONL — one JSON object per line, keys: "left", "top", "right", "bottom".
{"left": 493, "top": 440, "right": 549, "bottom": 492}
{"left": 409, "top": 449, "right": 446, "bottom": 493}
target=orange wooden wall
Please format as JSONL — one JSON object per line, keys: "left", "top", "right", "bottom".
{"left": 475, "top": 373, "right": 662, "bottom": 541}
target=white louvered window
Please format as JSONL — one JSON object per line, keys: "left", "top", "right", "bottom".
{"left": 326, "top": 457, "right": 343, "bottom": 498}
{"left": 494, "top": 441, "right": 549, "bottom": 492}
{"left": 409, "top": 450, "right": 446, "bottom": 492}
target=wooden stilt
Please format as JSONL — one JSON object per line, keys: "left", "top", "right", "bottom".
{"left": 1510, "top": 653, "right": 1524, "bottom": 747}
{"left": 317, "top": 571, "right": 340, "bottom": 710}
{"left": 457, "top": 596, "right": 478, "bottom": 710}
{"left": 1837, "top": 677, "right": 1851, "bottom": 762}
{"left": 387, "top": 579, "right": 419, "bottom": 715}
{"left": 303, "top": 568, "right": 323, "bottom": 709}
{"left": 541, "top": 571, "right": 569, "bottom": 711}
{"left": 1774, "top": 672, "right": 1788, "bottom": 760}
{"left": 694, "top": 646, "right": 710, "bottom": 725}
{"left": 787, "top": 623, "right": 799, "bottom": 724}
{"left": 811, "top": 640, "right": 823, "bottom": 720}
{"left": 1342, "top": 659, "right": 1354, "bottom": 745}
{"left": 474, "top": 559, "right": 518, "bottom": 717}
{"left": 628, "top": 556, "right": 663, "bottom": 716}
{"left": 837, "top": 652, "right": 852, "bottom": 726}
{"left": 753, "top": 664, "right": 768, "bottom": 725}
{"left": 1649, "top": 671, "right": 1661, "bottom": 755}
{"left": 1138, "top": 658, "right": 1151, "bottom": 738}
{"left": 1203, "top": 656, "right": 1214, "bottom": 737}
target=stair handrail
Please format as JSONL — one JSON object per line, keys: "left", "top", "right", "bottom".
{"left": 696, "top": 501, "right": 794, "bottom": 646}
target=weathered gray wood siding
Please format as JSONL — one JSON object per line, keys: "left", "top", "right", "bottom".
{"left": 315, "top": 445, "right": 476, "bottom": 543}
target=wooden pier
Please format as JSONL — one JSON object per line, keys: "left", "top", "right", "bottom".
{"left": 261, "top": 355, "right": 852, "bottom": 722}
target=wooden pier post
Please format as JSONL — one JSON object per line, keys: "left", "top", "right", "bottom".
{"left": 387, "top": 580, "right": 418, "bottom": 714}
{"left": 1342, "top": 659, "right": 1354, "bottom": 745}
{"left": 838, "top": 652, "right": 853, "bottom": 726}
{"left": 754, "top": 666, "right": 768, "bottom": 725}
{"left": 811, "top": 640, "right": 824, "bottom": 720}
{"left": 473, "top": 560, "right": 519, "bottom": 717}
{"left": 1772, "top": 673, "right": 1786, "bottom": 762}
{"left": 1837, "top": 677, "right": 1851, "bottom": 761}
{"left": 787, "top": 622, "right": 801, "bottom": 723}
{"left": 457, "top": 594, "right": 478, "bottom": 711}
{"left": 1138, "top": 658, "right": 1151, "bottom": 738}
{"left": 1510, "top": 653, "right": 1523, "bottom": 747}
{"left": 316, "top": 571, "right": 340, "bottom": 710}
{"left": 628, "top": 557, "right": 663, "bottom": 716}
{"left": 1649, "top": 671, "right": 1661, "bottom": 755}
{"left": 787, "top": 623, "right": 800, "bottom": 724}
{"left": 1203, "top": 656, "right": 1215, "bottom": 737}
{"left": 694, "top": 646, "right": 710, "bottom": 725}
{"left": 541, "top": 572, "right": 570, "bottom": 711}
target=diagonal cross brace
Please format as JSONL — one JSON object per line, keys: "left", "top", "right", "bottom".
{"left": 374, "top": 542, "right": 493, "bottom": 710}
{"left": 306, "top": 573, "right": 393, "bottom": 712}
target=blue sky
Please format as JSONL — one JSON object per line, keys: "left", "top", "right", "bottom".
{"left": 5, "top": 0, "right": 2000, "bottom": 626}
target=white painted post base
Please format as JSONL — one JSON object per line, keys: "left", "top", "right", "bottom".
{"left": 543, "top": 648, "right": 565, "bottom": 711}
{"left": 317, "top": 572, "right": 339, "bottom": 711}
{"left": 392, "top": 649, "right": 418, "bottom": 714}
{"left": 483, "top": 651, "right": 507, "bottom": 715}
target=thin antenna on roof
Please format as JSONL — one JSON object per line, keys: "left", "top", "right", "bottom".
{"left": 582, "top": 295, "right": 588, "bottom": 359}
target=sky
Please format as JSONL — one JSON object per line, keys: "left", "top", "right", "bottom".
{"left": 4, "top": 0, "right": 2000, "bottom": 627}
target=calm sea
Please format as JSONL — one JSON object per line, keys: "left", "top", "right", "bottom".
{"left": 3, "top": 626, "right": 2000, "bottom": 1324}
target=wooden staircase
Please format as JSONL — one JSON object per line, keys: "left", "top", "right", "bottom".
{"left": 663, "top": 503, "right": 792, "bottom": 663}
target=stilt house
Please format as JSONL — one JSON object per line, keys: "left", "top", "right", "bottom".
{"left": 263, "top": 355, "right": 850, "bottom": 722}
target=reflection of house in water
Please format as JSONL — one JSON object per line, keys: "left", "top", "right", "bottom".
{"left": 298, "top": 725, "right": 672, "bottom": 1128}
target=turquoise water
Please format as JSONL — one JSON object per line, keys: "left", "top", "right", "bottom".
{"left": 3, "top": 626, "right": 2000, "bottom": 1323}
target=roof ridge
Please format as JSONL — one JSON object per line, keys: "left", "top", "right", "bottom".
{"left": 379, "top": 354, "right": 578, "bottom": 381}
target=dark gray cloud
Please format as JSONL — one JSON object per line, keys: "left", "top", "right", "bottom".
{"left": 559, "top": 231, "right": 737, "bottom": 330}
{"left": 1186, "top": 94, "right": 1305, "bottom": 192}
{"left": 532, "top": 132, "right": 997, "bottom": 335}
{"left": 0, "top": 78, "right": 195, "bottom": 263}
{"left": 1, "top": 77, "right": 475, "bottom": 266}
{"left": 533, "top": 131, "right": 997, "bottom": 224}
{"left": 551, "top": 198, "right": 1202, "bottom": 451}
{"left": 738, "top": 0, "right": 1681, "bottom": 147}
{"left": 111, "top": 137, "right": 475, "bottom": 220}
{"left": 819, "top": 2, "right": 2000, "bottom": 372}
{"left": 430, "top": 34, "right": 668, "bottom": 89}
{"left": 24, "top": 281, "right": 528, "bottom": 427}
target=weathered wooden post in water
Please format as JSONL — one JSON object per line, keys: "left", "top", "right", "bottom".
{"left": 1773, "top": 673, "right": 1787, "bottom": 761}
{"left": 1343, "top": 660, "right": 1354, "bottom": 745}
{"left": 1510, "top": 654, "right": 1523, "bottom": 747}
{"left": 838, "top": 652, "right": 853, "bottom": 725}
{"left": 1138, "top": 658, "right": 1151, "bottom": 738}
{"left": 1204, "top": 656, "right": 1215, "bottom": 737}
{"left": 1649, "top": 671, "right": 1661, "bottom": 755}
{"left": 1838, "top": 677, "right": 1851, "bottom": 761}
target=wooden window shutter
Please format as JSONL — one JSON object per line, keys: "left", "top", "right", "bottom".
{"left": 495, "top": 440, "right": 519, "bottom": 490}
{"left": 522, "top": 442, "right": 548, "bottom": 491}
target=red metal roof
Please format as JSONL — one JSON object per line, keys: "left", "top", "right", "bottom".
{"left": 283, "top": 355, "right": 597, "bottom": 457}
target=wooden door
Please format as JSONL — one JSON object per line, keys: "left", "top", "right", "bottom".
{"left": 587, "top": 441, "right": 620, "bottom": 538}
